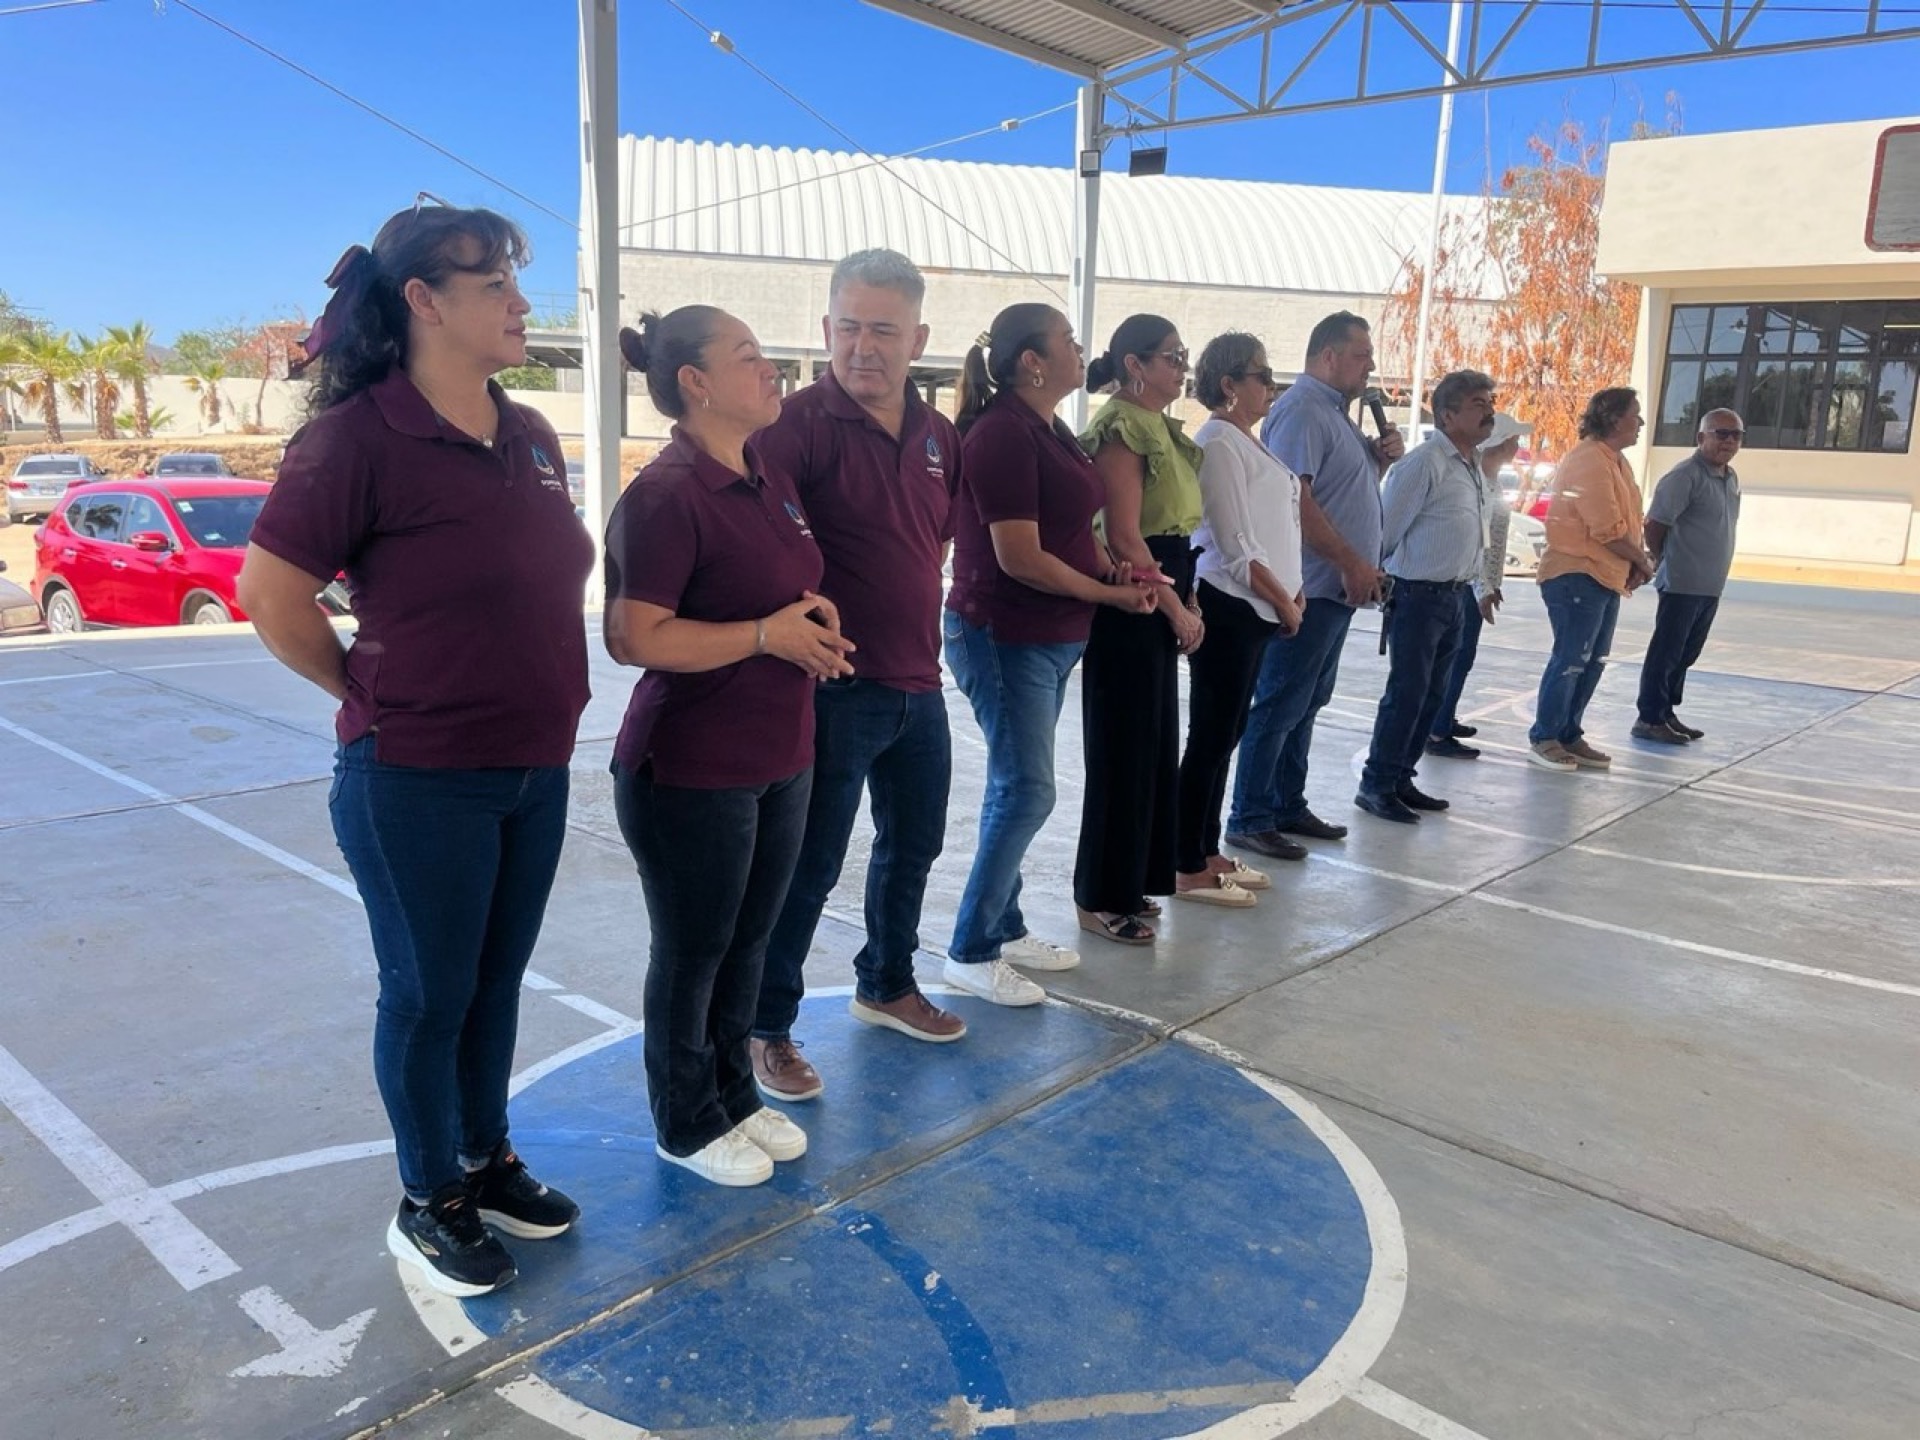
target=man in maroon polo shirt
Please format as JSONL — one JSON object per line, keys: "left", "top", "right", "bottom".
{"left": 749, "top": 249, "right": 966, "bottom": 1100}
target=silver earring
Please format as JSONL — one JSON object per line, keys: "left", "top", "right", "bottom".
{"left": 1030, "top": 372, "right": 1044, "bottom": 389}
{"left": 1130, "top": 376, "right": 1145, "bottom": 397}
{"left": 701, "top": 394, "right": 710, "bottom": 410}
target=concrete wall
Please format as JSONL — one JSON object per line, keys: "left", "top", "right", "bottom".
{"left": 1601, "top": 119, "right": 1920, "bottom": 566}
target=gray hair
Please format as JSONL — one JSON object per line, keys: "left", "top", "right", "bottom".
{"left": 1431, "top": 368, "right": 1495, "bottom": 423}
{"left": 1194, "top": 331, "right": 1263, "bottom": 410}
{"left": 829, "top": 248, "right": 926, "bottom": 305}
{"left": 1699, "top": 407, "right": 1743, "bottom": 433}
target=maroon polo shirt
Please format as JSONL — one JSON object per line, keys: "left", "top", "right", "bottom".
{"left": 751, "top": 370, "right": 956, "bottom": 692}
{"left": 605, "top": 430, "right": 825, "bottom": 789}
{"left": 947, "top": 388, "right": 1106, "bottom": 646}
{"left": 252, "top": 368, "right": 593, "bottom": 768}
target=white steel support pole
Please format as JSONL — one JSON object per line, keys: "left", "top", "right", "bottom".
{"left": 1409, "top": 0, "right": 1464, "bottom": 440}
{"left": 578, "top": 0, "right": 621, "bottom": 575}
{"left": 1067, "top": 81, "right": 1104, "bottom": 432}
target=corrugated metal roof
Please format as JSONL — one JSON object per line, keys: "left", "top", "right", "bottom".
{"left": 862, "top": 0, "right": 1270, "bottom": 77}
{"left": 619, "top": 136, "right": 1493, "bottom": 298}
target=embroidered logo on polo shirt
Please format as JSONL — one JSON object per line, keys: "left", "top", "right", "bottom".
{"left": 530, "top": 444, "right": 567, "bottom": 493}
{"left": 784, "top": 500, "right": 815, "bottom": 539}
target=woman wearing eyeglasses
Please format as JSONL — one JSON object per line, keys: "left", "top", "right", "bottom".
{"left": 1073, "top": 315, "right": 1206, "bottom": 945}
{"left": 1175, "top": 333, "right": 1303, "bottom": 906}
{"left": 239, "top": 204, "right": 592, "bottom": 1298}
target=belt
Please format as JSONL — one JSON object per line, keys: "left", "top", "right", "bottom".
{"left": 1392, "top": 577, "right": 1470, "bottom": 591}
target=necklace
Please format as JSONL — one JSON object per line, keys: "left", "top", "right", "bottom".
{"left": 411, "top": 376, "right": 499, "bottom": 448}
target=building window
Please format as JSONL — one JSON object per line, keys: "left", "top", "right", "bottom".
{"left": 1656, "top": 301, "right": 1919, "bottom": 453}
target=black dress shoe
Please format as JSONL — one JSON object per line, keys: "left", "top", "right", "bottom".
{"left": 1450, "top": 722, "right": 1478, "bottom": 738}
{"left": 1224, "top": 830, "right": 1309, "bottom": 861}
{"left": 1667, "top": 716, "right": 1705, "bottom": 740}
{"left": 1631, "top": 720, "right": 1690, "bottom": 745}
{"left": 1354, "top": 791, "right": 1420, "bottom": 824}
{"left": 1276, "top": 810, "right": 1348, "bottom": 841}
{"left": 1425, "top": 736, "right": 1481, "bottom": 760}
{"left": 1397, "top": 783, "right": 1450, "bottom": 812}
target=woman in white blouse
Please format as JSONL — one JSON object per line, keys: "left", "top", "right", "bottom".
{"left": 1175, "top": 332, "right": 1305, "bottom": 903}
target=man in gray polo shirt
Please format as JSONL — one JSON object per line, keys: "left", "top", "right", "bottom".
{"left": 1633, "top": 408, "right": 1744, "bottom": 744}
{"left": 1226, "top": 311, "right": 1400, "bottom": 856}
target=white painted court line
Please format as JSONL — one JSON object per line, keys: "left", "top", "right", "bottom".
{"left": 1697, "top": 777, "right": 1920, "bottom": 825}
{"left": 0, "top": 1040, "right": 240, "bottom": 1290}
{"left": 1349, "top": 1377, "right": 1494, "bottom": 1439}
{"left": 1471, "top": 893, "right": 1920, "bottom": 1000}
{"left": 1571, "top": 844, "right": 1920, "bottom": 886}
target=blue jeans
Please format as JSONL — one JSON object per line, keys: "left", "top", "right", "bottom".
{"left": 1431, "top": 587, "right": 1484, "bottom": 738}
{"left": 1636, "top": 591, "right": 1720, "bottom": 725}
{"left": 1228, "top": 598, "right": 1356, "bottom": 834}
{"left": 329, "top": 736, "right": 569, "bottom": 1200}
{"left": 613, "top": 764, "right": 811, "bottom": 1157}
{"left": 1530, "top": 573, "right": 1622, "bottom": 746}
{"left": 943, "top": 613, "right": 1083, "bottom": 965}
{"left": 1361, "top": 580, "right": 1464, "bottom": 796}
{"left": 755, "top": 682, "right": 950, "bottom": 1038}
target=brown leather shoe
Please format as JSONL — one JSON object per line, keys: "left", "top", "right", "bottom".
{"left": 848, "top": 989, "right": 968, "bottom": 1044}
{"left": 750, "top": 1036, "right": 823, "bottom": 1101}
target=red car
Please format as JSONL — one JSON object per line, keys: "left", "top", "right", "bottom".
{"left": 32, "top": 478, "right": 270, "bottom": 631}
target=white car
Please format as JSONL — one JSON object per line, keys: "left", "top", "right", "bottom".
{"left": 1505, "top": 509, "right": 1547, "bottom": 576}
{"left": 8, "top": 453, "right": 109, "bottom": 524}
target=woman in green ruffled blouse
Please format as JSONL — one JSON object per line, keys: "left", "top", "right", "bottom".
{"left": 1073, "top": 314, "right": 1205, "bottom": 945}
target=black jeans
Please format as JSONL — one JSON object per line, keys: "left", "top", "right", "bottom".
{"left": 1074, "top": 537, "right": 1194, "bottom": 915}
{"left": 1177, "top": 581, "right": 1279, "bottom": 872}
{"left": 1431, "top": 587, "right": 1484, "bottom": 739}
{"left": 1637, "top": 591, "right": 1720, "bottom": 725}
{"left": 1361, "top": 580, "right": 1464, "bottom": 797}
{"left": 755, "top": 682, "right": 950, "bottom": 1038}
{"left": 612, "top": 763, "right": 811, "bottom": 1157}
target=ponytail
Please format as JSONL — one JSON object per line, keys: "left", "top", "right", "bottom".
{"left": 955, "top": 343, "right": 996, "bottom": 436}
{"left": 618, "top": 305, "right": 724, "bottom": 420}
{"left": 1088, "top": 313, "right": 1176, "bottom": 396}
{"left": 958, "top": 303, "right": 1063, "bottom": 435}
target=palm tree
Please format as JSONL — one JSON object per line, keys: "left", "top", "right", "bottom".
{"left": 104, "top": 321, "right": 157, "bottom": 437}
{"left": 18, "top": 331, "right": 80, "bottom": 445}
{"left": 185, "top": 359, "right": 227, "bottom": 431}
{"left": 77, "top": 336, "right": 123, "bottom": 440}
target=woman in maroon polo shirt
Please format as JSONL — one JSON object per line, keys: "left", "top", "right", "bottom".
{"left": 943, "top": 303, "right": 1157, "bottom": 1005}
{"left": 604, "top": 307, "right": 855, "bottom": 1189}
{"left": 238, "top": 205, "right": 592, "bottom": 1299}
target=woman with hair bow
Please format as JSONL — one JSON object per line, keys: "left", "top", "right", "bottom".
{"left": 239, "top": 204, "right": 593, "bottom": 1299}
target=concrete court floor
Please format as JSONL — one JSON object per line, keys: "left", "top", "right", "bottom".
{"left": 0, "top": 577, "right": 1917, "bottom": 1440}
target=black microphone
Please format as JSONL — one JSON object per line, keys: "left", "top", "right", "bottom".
{"left": 1363, "top": 387, "right": 1392, "bottom": 436}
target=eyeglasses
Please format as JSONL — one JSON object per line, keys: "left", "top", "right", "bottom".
{"left": 1232, "top": 367, "right": 1277, "bottom": 387}
{"left": 1154, "top": 348, "right": 1190, "bottom": 370}
{"left": 411, "top": 190, "right": 451, "bottom": 216}
{"left": 1707, "top": 427, "right": 1744, "bottom": 440}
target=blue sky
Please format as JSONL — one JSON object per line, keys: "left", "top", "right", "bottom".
{"left": 5, "top": 0, "right": 1912, "bottom": 342}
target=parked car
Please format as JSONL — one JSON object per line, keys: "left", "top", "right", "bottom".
{"left": 31, "top": 478, "right": 272, "bottom": 631}
{"left": 7, "top": 453, "right": 110, "bottom": 524}
{"left": 148, "top": 452, "right": 237, "bottom": 478}
{"left": 1505, "top": 509, "right": 1548, "bottom": 576}
{"left": 0, "top": 558, "right": 47, "bottom": 637}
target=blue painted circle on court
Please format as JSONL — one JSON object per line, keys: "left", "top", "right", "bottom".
{"left": 454, "top": 996, "right": 1377, "bottom": 1438}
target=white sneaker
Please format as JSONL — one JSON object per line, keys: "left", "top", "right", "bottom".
{"left": 655, "top": 1129, "right": 772, "bottom": 1187}
{"left": 734, "top": 1107, "right": 807, "bottom": 1162}
{"left": 941, "top": 957, "right": 1045, "bottom": 1007}
{"left": 1001, "top": 934, "right": 1081, "bottom": 971}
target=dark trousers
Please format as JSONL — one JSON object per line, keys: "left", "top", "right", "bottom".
{"left": 1361, "top": 580, "right": 1464, "bottom": 796}
{"left": 613, "top": 763, "right": 811, "bottom": 1157}
{"left": 1431, "top": 587, "right": 1484, "bottom": 738}
{"left": 755, "top": 682, "right": 950, "bottom": 1039}
{"left": 1176, "top": 580, "right": 1279, "bottom": 873}
{"left": 1074, "top": 538, "right": 1193, "bottom": 915}
{"left": 1227, "top": 598, "right": 1357, "bottom": 834}
{"left": 1636, "top": 591, "right": 1720, "bottom": 725}
{"left": 329, "top": 736, "right": 569, "bottom": 1200}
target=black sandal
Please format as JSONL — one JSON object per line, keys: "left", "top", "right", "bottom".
{"left": 1076, "top": 907, "right": 1156, "bottom": 946}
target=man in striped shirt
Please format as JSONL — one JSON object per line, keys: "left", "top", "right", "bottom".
{"left": 1356, "top": 369, "right": 1497, "bottom": 824}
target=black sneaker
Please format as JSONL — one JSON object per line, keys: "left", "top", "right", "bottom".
{"left": 466, "top": 1147, "right": 580, "bottom": 1239}
{"left": 387, "top": 1186, "right": 516, "bottom": 1296}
